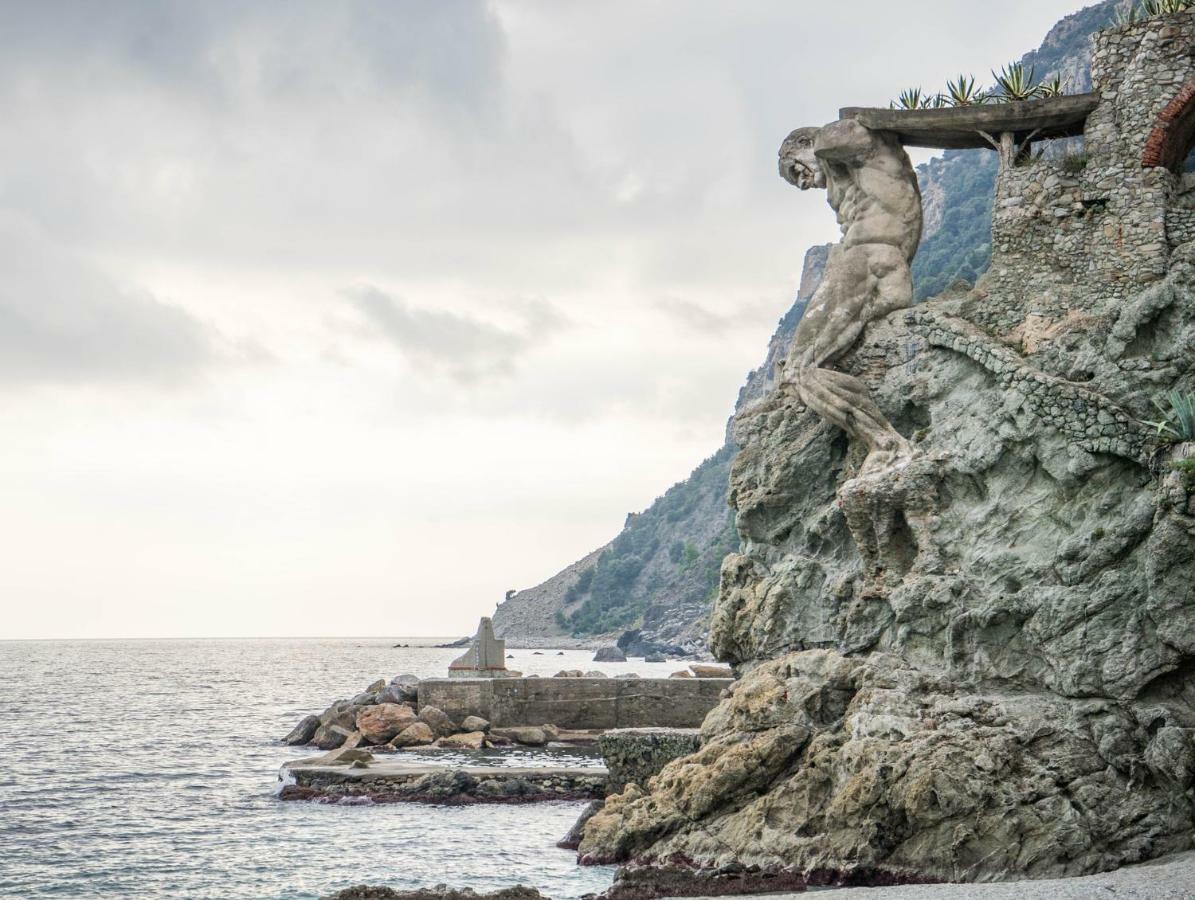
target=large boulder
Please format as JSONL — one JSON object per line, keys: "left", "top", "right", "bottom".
{"left": 355, "top": 703, "right": 418, "bottom": 745}
{"left": 593, "top": 646, "right": 627, "bottom": 663}
{"left": 378, "top": 674, "right": 420, "bottom": 705}
{"left": 313, "top": 722, "right": 356, "bottom": 751}
{"left": 283, "top": 714, "right": 320, "bottom": 746}
{"left": 319, "top": 701, "right": 362, "bottom": 731}
{"left": 490, "top": 726, "right": 548, "bottom": 747}
{"left": 390, "top": 722, "right": 435, "bottom": 748}
{"left": 460, "top": 715, "right": 490, "bottom": 733}
{"left": 579, "top": 650, "right": 1195, "bottom": 880}
{"left": 417, "top": 705, "right": 456, "bottom": 738}
{"left": 435, "top": 731, "right": 486, "bottom": 750}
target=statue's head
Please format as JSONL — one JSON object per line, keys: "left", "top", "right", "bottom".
{"left": 779, "top": 127, "right": 825, "bottom": 191}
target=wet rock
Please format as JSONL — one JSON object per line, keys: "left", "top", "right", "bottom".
{"left": 356, "top": 703, "right": 418, "bottom": 745}
{"left": 435, "top": 731, "right": 486, "bottom": 750}
{"left": 321, "top": 884, "right": 548, "bottom": 900}
{"left": 389, "top": 722, "right": 435, "bottom": 748}
{"left": 490, "top": 726, "right": 547, "bottom": 747}
{"left": 313, "top": 723, "right": 356, "bottom": 751}
{"left": 644, "top": 653, "right": 667, "bottom": 663}
{"left": 283, "top": 714, "right": 320, "bottom": 746}
{"left": 557, "top": 799, "right": 604, "bottom": 850}
{"left": 417, "top": 706, "right": 456, "bottom": 739}
{"left": 593, "top": 646, "right": 628, "bottom": 663}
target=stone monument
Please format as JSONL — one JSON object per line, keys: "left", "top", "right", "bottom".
{"left": 448, "top": 617, "right": 509, "bottom": 678}
{"left": 777, "top": 119, "right": 922, "bottom": 476}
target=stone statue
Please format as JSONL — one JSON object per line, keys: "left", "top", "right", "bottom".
{"left": 777, "top": 119, "right": 922, "bottom": 475}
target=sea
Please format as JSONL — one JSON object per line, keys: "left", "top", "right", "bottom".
{"left": 0, "top": 638, "right": 690, "bottom": 899}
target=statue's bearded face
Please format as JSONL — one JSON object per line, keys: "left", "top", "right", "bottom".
{"left": 779, "top": 127, "right": 825, "bottom": 191}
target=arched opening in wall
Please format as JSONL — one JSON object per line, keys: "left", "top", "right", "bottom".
{"left": 1142, "top": 80, "right": 1195, "bottom": 174}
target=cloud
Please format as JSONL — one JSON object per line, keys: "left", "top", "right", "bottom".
{"left": 0, "top": 214, "right": 216, "bottom": 386}
{"left": 650, "top": 296, "right": 780, "bottom": 337}
{"left": 347, "top": 285, "right": 565, "bottom": 383}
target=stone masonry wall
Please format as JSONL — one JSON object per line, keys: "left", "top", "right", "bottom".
{"left": 986, "top": 12, "right": 1195, "bottom": 330}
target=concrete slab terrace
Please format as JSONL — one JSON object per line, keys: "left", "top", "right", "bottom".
{"left": 417, "top": 677, "right": 732, "bottom": 731}
{"left": 279, "top": 760, "right": 607, "bottom": 804}
{"left": 840, "top": 94, "right": 1099, "bottom": 149}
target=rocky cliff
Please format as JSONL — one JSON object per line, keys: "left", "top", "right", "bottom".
{"left": 494, "top": 1, "right": 1119, "bottom": 652}
{"left": 578, "top": 7, "right": 1195, "bottom": 885}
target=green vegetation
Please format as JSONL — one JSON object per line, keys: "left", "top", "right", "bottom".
{"left": 911, "top": 150, "right": 998, "bottom": 300}
{"left": 1172, "top": 457, "right": 1195, "bottom": 491}
{"left": 1114, "top": 0, "right": 1195, "bottom": 26}
{"left": 1060, "top": 152, "right": 1089, "bottom": 175}
{"left": 1149, "top": 390, "right": 1195, "bottom": 442}
{"left": 891, "top": 61, "right": 1073, "bottom": 110}
{"left": 558, "top": 445, "right": 737, "bottom": 636}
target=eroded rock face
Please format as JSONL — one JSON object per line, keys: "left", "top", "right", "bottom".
{"left": 580, "top": 650, "right": 1195, "bottom": 881}
{"left": 580, "top": 245, "right": 1195, "bottom": 882}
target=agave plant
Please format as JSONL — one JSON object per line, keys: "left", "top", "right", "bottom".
{"left": 1117, "top": 0, "right": 1195, "bottom": 24}
{"left": 943, "top": 74, "right": 986, "bottom": 107}
{"left": 1149, "top": 389, "right": 1195, "bottom": 441}
{"left": 991, "top": 62, "right": 1039, "bottom": 103}
{"left": 1036, "top": 75, "right": 1067, "bottom": 98}
{"left": 891, "top": 87, "right": 937, "bottom": 110}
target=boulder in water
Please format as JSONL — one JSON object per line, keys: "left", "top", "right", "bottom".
{"left": 356, "top": 703, "right": 418, "bottom": 745}
{"left": 592, "top": 646, "right": 627, "bottom": 662}
{"left": 283, "top": 714, "right": 320, "bottom": 746}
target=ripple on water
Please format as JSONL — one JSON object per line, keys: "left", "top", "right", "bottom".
{"left": 0, "top": 639, "right": 639, "bottom": 899}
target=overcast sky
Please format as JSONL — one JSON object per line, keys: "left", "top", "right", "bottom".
{"left": 2, "top": 0, "right": 1091, "bottom": 639}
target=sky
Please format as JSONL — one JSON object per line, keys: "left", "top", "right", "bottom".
{"left": 2, "top": 0, "right": 1092, "bottom": 639}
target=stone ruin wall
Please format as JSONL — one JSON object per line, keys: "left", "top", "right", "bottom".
{"left": 987, "top": 12, "right": 1195, "bottom": 331}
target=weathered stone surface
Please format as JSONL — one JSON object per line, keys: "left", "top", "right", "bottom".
{"left": 577, "top": 16, "right": 1195, "bottom": 884}
{"left": 490, "top": 726, "right": 547, "bottom": 747}
{"left": 313, "top": 723, "right": 356, "bottom": 751}
{"left": 460, "top": 715, "right": 490, "bottom": 733}
{"left": 322, "top": 886, "right": 548, "bottom": 900}
{"left": 557, "top": 799, "right": 604, "bottom": 851}
{"left": 416, "top": 705, "right": 456, "bottom": 739}
{"left": 593, "top": 646, "right": 628, "bottom": 662}
{"left": 389, "top": 722, "right": 435, "bottom": 748}
{"left": 580, "top": 651, "right": 1195, "bottom": 880}
{"left": 355, "top": 703, "right": 417, "bottom": 745}
{"left": 448, "top": 617, "right": 507, "bottom": 678}
{"left": 283, "top": 714, "right": 320, "bottom": 746}
{"left": 689, "top": 664, "right": 733, "bottom": 679}
{"left": 378, "top": 674, "right": 420, "bottom": 705}
{"left": 598, "top": 728, "right": 703, "bottom": 794}
{"left": 435, "top": 731, "right": 486, "bottom": 750}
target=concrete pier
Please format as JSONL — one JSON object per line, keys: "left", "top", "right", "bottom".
{"left": 416, "top": 677, "right": 730, "bottom": 730}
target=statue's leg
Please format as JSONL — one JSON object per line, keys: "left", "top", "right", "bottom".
{"left": 785, "top": 244, "right": 912, "bottom": 462}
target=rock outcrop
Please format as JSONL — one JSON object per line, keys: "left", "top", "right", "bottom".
{"left": 578, "top": 10, "right": 1195, "bottom": 886}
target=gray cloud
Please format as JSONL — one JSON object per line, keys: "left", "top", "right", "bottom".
{"left": 650, "top": 297, "right": 780, "bottom": 337}
{"left": 347, "top": 285, "right": 565, "bottom": 383}
{"left": 0, "top": 214, "right": 215, "bottom": 386}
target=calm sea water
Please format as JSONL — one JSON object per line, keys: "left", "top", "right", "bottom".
{"left": 0, "top": 639, "right": 686, "bottom": 899}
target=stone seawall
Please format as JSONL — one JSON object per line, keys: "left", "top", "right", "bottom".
{"left": 417, "top": 678, "right": 730, "bottom": 730}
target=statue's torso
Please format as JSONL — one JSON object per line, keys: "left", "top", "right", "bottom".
{"left": 824, "top": 136, "right": 922, "bottom": 261}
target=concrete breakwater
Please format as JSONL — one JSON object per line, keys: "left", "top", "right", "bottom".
{"left": 280, "top": 761, "right": 607, "bottom": 805}
{"left": 416, "top": 677, "right": 730, "bottom": 730}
